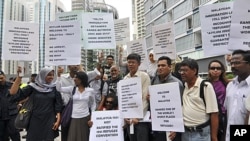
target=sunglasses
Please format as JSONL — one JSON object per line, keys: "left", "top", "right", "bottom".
{"left": 105, "top": 101, "right": 113, "bottom": 104}
{"left": 210, "top": 67, "right": 222, "bottom": 70}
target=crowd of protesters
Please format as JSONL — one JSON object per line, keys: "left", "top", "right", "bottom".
{"left": 0, "top": 49, "right": 250, "bottom": 141}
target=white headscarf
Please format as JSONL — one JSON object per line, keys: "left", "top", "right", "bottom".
{"left": 29, "top": 67, "right": 56, "bottom": 92}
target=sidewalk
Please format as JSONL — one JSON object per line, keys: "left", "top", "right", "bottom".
{"left": 20, "top": 130, "right": 61, "bottom": 141}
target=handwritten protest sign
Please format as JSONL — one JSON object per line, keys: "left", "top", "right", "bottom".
{"left": 152, "top": 22, "right": 176, "bottom": 60}
{"left": 200, "top": 2, "right": 233, "bottom": 56}
{"left": 2, "top": 21, "right": 39, "bottom": 60}
{"left": 45, "top": 21, "right": 81, "bottom": 65}
{"left": 149, "top": 82, "right": 184, "bottom": 132}
{"left": 90, "top": 111, "right": 124, "bottom": 141}
{"left": 118, "top": 77, "right": 143, "bottom": 118}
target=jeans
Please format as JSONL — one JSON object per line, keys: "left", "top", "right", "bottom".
{"left": 182, "top": 125, "right": 210, "bottom": 141}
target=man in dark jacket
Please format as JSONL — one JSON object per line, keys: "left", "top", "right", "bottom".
{"left": 148, "top": 56, "right": 183, "bottom": 141}
{"left": 0, "top": 70, "right": 20, "bottom": 141}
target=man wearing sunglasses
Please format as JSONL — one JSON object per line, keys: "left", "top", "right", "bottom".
{"left": 224, "top": 50, "right": 250, "bottom": 141}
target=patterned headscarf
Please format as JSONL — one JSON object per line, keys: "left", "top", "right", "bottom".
{"left": 29, "top": 67, "right": 56, "bottom": 92}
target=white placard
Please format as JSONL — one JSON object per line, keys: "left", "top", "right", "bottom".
{"left": 90, "top": 111, "right": 124, "bottom": 141}
{"left": 118, "top": 77, "right": 143, "bottom": 118}
{"left": 126, "top": 39, "right": 148, "bottom": 71}
{"left": 55, "top": 11, "right": 83, "bottom": 42}
{"left": 45, "top": 21, "right": 81, "bottom": 66}
{"left": 228, "top": 0, "right": 250, "bottom": 50}
{"left": 200, "top": 2, "right": 233, "bottom": 56}
{"left": 2, "top": 21, "right": 39, "bottom": 61}
{"left": 149, "top": 82, "right": 184, "bottom": 132}
{"left": 152, "top": 22, "right": 176, "bottom": 60}
{"left": 114, "top": 17, "right": 130, "bottom": 45}
{"left": 82, "top": 13, "right": 116, "bottom": 49}
{"left": 55, "top": 11, "right": 83, "bottom": 22}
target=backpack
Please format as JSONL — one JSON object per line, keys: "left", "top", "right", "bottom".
{"left": 199, "top": 80, "right": 226, "bottom": 140}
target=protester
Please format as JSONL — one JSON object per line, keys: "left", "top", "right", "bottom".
{"left": 0, "top": 70, "right": 20, "bottom": 141}
{"left": 88, "top": 67, "right": 108, "bottom": 110}
{"left": 179, "top": 59, "right": 218, "bottom": 141}
{"left": 56, "top": 69, "right": 96, "bottom": 141}
{"left": 147, "top": 50, "right": 157, "bottom": 79}
{"left": 98, "top": 53, "right": 115, "bottom": 80}
{"left": 97, "top": 94, "right": 118, "bottom": 111}
{"left": 106, "top": 65, "right": 122, "bottom": 96}
{"left": 119, "top": 47, "right": 129, "bottom": 77}
{"left": 172, "top": 62, "right": 182, "bottom": 82}
{"left": 9, "top": 67, "right": 63, "bottom": 141}
{"left": 207, "top": 60, "right": 229, "bottom": 141}
{"left": 224, "top": 50, "right": 250, "bottom": 141}
{"left": 57, "top": 65, "right": 100, "bottom": 141}
{"left": 124, "top": 53, "right": 151, "bottom": 141}
{"left": 148, "top": 56, "right": 183, "bottom": 141}
{"left": 19, "top": 73, "right": 37, "bottom": 139}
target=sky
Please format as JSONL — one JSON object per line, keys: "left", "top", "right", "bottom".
{"left": 61, "top": 0, "right": 132, "bottom": 19}
{"left": 61, "top": 0, "right": 133, "bottom": 39}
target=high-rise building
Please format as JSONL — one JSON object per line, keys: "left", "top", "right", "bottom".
{"left": 1, "top": 0, "right": 66, "bottom": 75}
{"left": 72, "top": 0, "right": 119, "bottom": 71}
{"left": 132, "top": 0, "right": 145, "bottom": 39}
{"left": 144, "top": 0, "right": 231, "bottom": 73}
{"left": 0, "top": 0, "right": 3, "bottom": 70}
{"left": 72, "top": 0, "right": 91, "bottom": 11}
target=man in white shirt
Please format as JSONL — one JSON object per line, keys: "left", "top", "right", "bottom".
{"left": 224, "top": 50, "right": 250, "bottom": 141}
{"left": 124, "top": 53, "right": 151, "bottom": 141}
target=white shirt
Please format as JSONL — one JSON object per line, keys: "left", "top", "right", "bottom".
{"left": 57, "top": 68, "right": 100, "bottom": 105}
{"left": 147, "top": 61, "right": 157, "bottom": 78}
{"left": 224, "top": 76, "right": 250, "bottom": 141}
{"left": 182, "top": 77, "right": 218, "bottom": 126}
{"left": 56, "top": 81, "right": 96, "bottom": 118}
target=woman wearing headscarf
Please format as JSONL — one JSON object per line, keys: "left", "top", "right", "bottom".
{"left": 10, "top": 67, "right": 63, "bottom": 141}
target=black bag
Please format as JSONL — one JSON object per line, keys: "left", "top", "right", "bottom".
{"left": 14, "top": 96, "right": 33, "bottom": 129}
{"left": 61, "top": 87, "right": 76, "bottom": 127}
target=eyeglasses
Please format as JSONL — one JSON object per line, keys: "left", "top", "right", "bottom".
{"left": 209, "top": 67, "right": 222, "bottom": 70}
{"left": 105, "top": 101, "right": 113, "bottom": 104}
{"left": 230, "top": 61, "right": 248, "bottom": 66}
